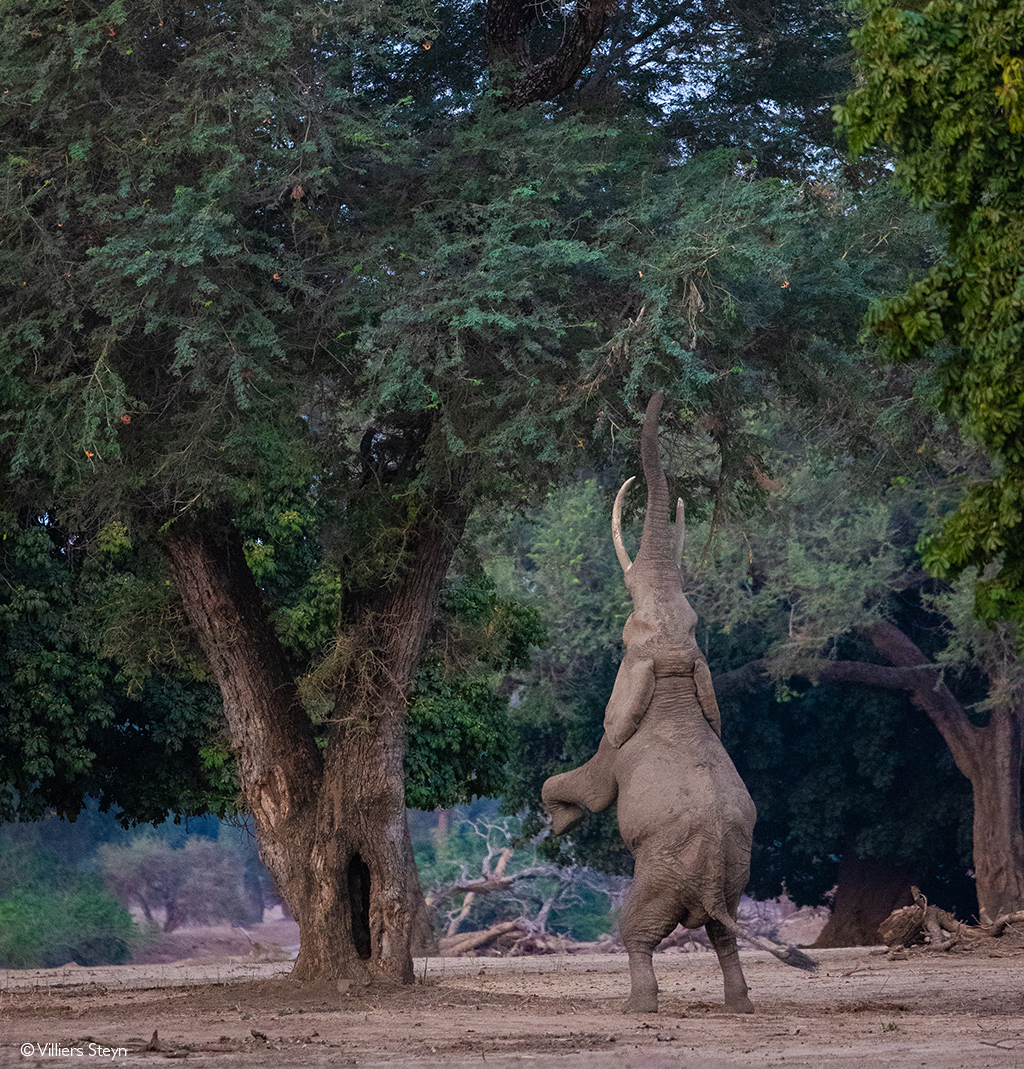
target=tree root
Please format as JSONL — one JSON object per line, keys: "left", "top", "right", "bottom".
{"left": 879, "top": 886, "right": 1024, "bottom": 954}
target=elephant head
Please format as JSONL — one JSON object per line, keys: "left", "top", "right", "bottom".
{"left": 604, "top": 392, "right": 721, "bottom": 747}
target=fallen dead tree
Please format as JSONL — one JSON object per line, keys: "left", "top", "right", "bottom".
{"left": 437, "top": 921, "right": 581, "bottom": 957}
{"left": 879, "top": 886, "right": 1024, "bottom": 953}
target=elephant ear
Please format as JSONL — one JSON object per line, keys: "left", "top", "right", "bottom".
{"left": 603, "top": 654, "right": 656, "bottom": 748}
{"left": 693, "top": 657, "right": 722, "bottom": 737}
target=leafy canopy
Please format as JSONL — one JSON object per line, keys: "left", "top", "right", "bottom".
{"left": 837, "top": 0, "right": 1024, "bottom": 622}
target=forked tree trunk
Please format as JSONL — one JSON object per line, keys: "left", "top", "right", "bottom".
{"left": 813, "top": 855, "right": 915, "bottom": 947}
{"left": 163, "top": 493, "right": 466, "bottom": 983}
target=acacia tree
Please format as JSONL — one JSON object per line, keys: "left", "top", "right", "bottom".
{"left": 0, "top": 0, "right": 944, "bottom": 978}
{"left": 2, "top": 0, "right": 801, "bottom": 983}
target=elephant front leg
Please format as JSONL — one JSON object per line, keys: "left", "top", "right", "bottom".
{"left": 541, "top": 748, "right": 618, "bottom": 835}
{"left": 705, "top": 918, "right": 754, "bottom": 1014}
{"left": 543, "top": 794, "right": 587, "bottom": 834}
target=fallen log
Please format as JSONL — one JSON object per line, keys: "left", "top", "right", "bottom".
{"left": 439, "top": 921, "right": 523, "bottom": 956}
{"left": 879, "top": 887, "right": 1024, "bottom": 952}
{"left": 879, "top": 887, "right": 960, "bottom": 950}
{"left": 437, "top": 922, "right": 589, "bottom": 957}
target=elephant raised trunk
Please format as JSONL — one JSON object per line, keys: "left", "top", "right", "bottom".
{"left": 612, "top": 392, "right": 685, "bottom": 579}
{"left": 542, "top": 394, "right": 815, "bottom": 1015}
{"left": 606, "top": 392, "right": 717, "bottom": 749}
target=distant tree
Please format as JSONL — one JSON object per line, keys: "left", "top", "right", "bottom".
{"left": 99, "top": 834, "right": 262, "bottom": 932}
{"left": 0, "top": 822, "right": 137, "bottom": 967}
{"left": 693, "top": 421, "right": 1024, "bottom": 933}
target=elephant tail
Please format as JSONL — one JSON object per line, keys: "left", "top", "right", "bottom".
{"left": 713, "top": 912, "right": 818, "bottom": 971}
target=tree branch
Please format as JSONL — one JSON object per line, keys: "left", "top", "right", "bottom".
{"left": 711, "top": 620, "right": 979, "bottom": 778}
{"left": 486, "top": 0, "right": 617, "bottom": 107}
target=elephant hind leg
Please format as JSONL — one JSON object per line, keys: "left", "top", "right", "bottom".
{"left": 542, "top": 750, "right": 617, "bottom": 835}
{"left": 617, "top": 870, "right": 684, "bottom": 1014}
{"left": 706, "top": 917, "right": 754, "bottom": 1014}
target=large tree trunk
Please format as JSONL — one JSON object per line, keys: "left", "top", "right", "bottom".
{"left": 961, "top": 707, "right": 1024, "bottom": 922}
{"left": 813, "top": 854, "right": 915, "bottom": 947}
{"left": 290, "top": 488, "right": 467, "bottom": 980}
{"left": 164, "top": 493, "right": 466, "bottom": 983}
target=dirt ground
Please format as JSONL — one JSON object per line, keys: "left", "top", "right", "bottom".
{"left": 3, "top": 921, "right": 1024, "bottom": 1069}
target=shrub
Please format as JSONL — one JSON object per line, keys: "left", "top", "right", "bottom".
{"left": 0, "top": 887, "right": 137, "bottom": 968}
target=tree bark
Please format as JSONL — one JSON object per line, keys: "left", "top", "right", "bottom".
{"left": 163, "top": 490, "right": 467, "bottom": 983}
{"left": 813, "top": 854, "right": 915, "bottom": 947}
{"left": 959, "top": 708, "right": 1024, "bottom": 922}
{"left": 162, "top": 520, "right": 323, "bottom": 918}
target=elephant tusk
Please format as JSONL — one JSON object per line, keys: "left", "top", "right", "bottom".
{"left": 612, "top": 476, "right": 636, "bottom": 575}
{"left": 672, "top": 497, "right": 685, "bottom": 571}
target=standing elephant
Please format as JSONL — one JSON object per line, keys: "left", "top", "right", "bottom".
{"left": 542, "top": 393, "right": 814, "bottom": 1014}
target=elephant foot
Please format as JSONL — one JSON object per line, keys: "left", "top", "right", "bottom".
{"left": 621, "top": 994, "right": 658, "bottom": 1014}
{"left": 724, "top": 995, "right": 755, "bottom": 1014}
{"left": 547, "top": 801, "right": 587, "bottom": 835}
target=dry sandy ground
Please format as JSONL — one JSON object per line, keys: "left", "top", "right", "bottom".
{"left": 2, "top": 925, "right": 1024, "bottom": 1069}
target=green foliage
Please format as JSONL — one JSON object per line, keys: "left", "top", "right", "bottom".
{"left": 0, "top": 0, "right": 390, "bottom": 529}
{"left": 405, "top": 577, "right": 546, "bottom": 809}
{"left": 0, "top": 514, "right": 228, "bottom": 823}
{"left": 838, "top": 0, "right": 1024, "bottom": 621}
{"left": 404, "top": 661, "right": 516, "bottom": 810}
{"left": 0, "top": 887, "right": 137, "bottom": 968}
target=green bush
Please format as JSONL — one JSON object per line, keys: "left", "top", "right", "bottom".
{"left": 0, "top": 888, "right": 137, "bottom": 968}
